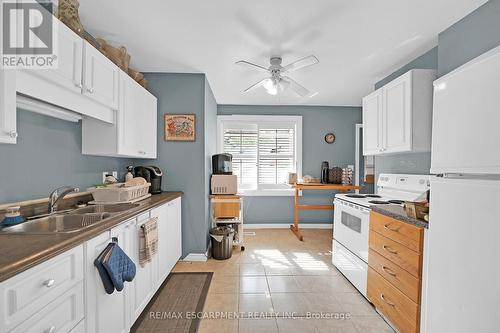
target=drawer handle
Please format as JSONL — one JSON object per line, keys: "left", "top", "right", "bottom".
{"left": 383, "top": 245, "right": 398, "bottom": 255}
{"left": 380, "top": 294, "right": 396, "bottom": 307}
{"left": 382, "top": 266, "right": 397, "bottom": 277}
{"left": 384, "top": 223, "right": 400, "bottom": 232}
{"left": 45, "top": 326, "right": 56, "bottom": 333}
{"left": 43, "top": 279, "right": 55, "bottom": 288}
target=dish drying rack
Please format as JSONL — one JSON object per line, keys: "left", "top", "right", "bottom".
{"left": 88, "top": 182, "right": 151, "bottom": 204}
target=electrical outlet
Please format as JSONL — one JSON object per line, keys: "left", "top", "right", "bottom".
{"left": 102, "top": 172, "right": 108, "bottom": 183}
{"left": 112, "top": 171, "right": 118, "bottom": 179}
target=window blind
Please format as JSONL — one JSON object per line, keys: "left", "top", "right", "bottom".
{"left": 222, "top": 128, "right": 258, "bottom": 189}
{"left": 258, "top": 128, "right": 295, "bottom": 185}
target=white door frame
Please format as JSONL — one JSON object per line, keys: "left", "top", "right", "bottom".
{"left": 355, "top": 124, "right": 363, "bottom": 194}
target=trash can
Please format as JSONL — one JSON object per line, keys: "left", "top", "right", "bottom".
{"left": 210, "top": 226, "right": 234, "bottom": 260}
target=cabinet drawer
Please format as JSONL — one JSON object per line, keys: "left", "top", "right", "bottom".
{"left": 11, "top": 281, "right": 84, "bottom": 333}
{"left": 0, "top": 245, "right": 83, "bottom": 332}
{"left": 368, "top": 268, "right": 418, "bottom": 333}
{"left": 369, "top": 231, "right": 421, "bottom": 278}
{"left": 370, "top": 212, "right": 423, "bottom": 253}
{"left": 369, "top": 249, "right": 421, "bottom": 303}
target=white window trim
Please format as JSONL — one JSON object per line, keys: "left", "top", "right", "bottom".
{"left": 217, "top": 115, "right": 303, "bottom": 197}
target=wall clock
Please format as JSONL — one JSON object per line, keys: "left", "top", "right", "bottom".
{"left": 324, "top": 132, "right": 336, "bottom": 144}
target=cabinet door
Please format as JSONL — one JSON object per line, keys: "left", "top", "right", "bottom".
{"left": 151, "top": 203, "right": 169, "bottom": 283}
{"left": 85, "top": 224, "right": 133, "bottom": 333}
{"left": 362, "top": 90, "right": 383, "bottom": 155}
{"left": 117, "top": 73, "right": 141, "bottom": 156}
{"left": 19, "top": 22, "right": 83, "bottom": 97}
{"left": 139, "top": 91, "right": 157, "bottom": 158}
{"left": 83, "top": 42, "right": 119, "bottom": 110}
{"left": 130, "top": 211, "right": 157, "bottom": 321}
{"left": 169, "top": 198, "right": 182, "bottom": 266}
{"left": 383, "top": 72, "right": 412, "bottom": 153}
{"left": 0, "top": 0, "right": 16, "bottom": 144}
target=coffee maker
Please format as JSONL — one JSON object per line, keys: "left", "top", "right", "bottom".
{"left": 134, "top": 166, "right": 163, "bottom": 194}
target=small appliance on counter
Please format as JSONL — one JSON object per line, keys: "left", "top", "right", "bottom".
{"left": 134, "top": 166, "right": 163, "bottom": 194}
{"left": 321, "top": 161, "right": 329, "bottom": 184}
{"left": 212, "top": 153, "right": 233, "bottom": 174}
{"left": 211, "top": 175, "right": 237, "bottom": 195}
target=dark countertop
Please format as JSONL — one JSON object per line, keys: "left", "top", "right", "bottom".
{"left": 0, "top": 191, "right": 183, "bottom": 282}
{"left": 371, "top": 204, "right": 429, "bottom": 229}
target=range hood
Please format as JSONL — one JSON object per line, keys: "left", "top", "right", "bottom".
{"left": 16, "top": 94, "right": 82, "bottom": 123}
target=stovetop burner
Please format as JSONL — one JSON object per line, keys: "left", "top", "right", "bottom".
{"left": 365, "top": 194, "right": 382, "bottom": 198}
{"left": 369, "top": 200, "right": 390, "bottom": 205}
{"left": 345, "top": 194, "right": 366, "bottom": 198}
{"left": 388, "top": 200, "right": 405, "bottom": 205}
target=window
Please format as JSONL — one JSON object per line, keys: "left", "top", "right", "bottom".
{"left": 217, "top": 115, "right": 302, "bottom": 196}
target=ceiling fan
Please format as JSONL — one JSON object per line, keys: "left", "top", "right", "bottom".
{"left": 236, "top": 55, "right": 319, "bottom": 97}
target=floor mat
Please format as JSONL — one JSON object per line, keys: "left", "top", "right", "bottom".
{"left": 131, "top": 272, "right": 213, "bottom": 333}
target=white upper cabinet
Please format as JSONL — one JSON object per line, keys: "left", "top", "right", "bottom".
{"left": 83, "top": 42, "right": 120, "bottom": 111}
{"left": 362, "top": 69, "right": 436, "bottom": 156}
{"left": 82, "top": 72, "right": 158, "bottom": 159}
{"left": 362, "top": 90, "right": 382, "bottom": 155}
{"left": 0, "top": 2, "right": 17, "bottom": 144}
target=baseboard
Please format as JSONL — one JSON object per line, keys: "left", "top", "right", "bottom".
{"left": 244, "top": 223, "right": 333, "bottom": 229}
{"left": 182, "top": 253, "right": 208, "bottom": 262}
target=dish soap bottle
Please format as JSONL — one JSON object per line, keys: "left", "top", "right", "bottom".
{"left": 125, "top": 165, "right": 134, "bottom": 182}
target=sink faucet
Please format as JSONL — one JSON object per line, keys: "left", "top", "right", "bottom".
{"left": 48, "top": 186, "right": 80, "bottom": 214}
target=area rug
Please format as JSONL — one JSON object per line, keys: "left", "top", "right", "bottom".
{"left": 130, "top": 272, "right": 213, "bottom": 333}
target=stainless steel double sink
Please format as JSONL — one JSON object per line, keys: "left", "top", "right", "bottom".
{"left": 0, "top": 203, "right": 140, "bottom": 234}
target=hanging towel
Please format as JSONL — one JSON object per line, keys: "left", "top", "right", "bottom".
{"left": 102, "top": 244, "right": 136, "bottom": 292}
{"left": 94, "top": 243, "right": 116, "bottom": 294}
{"left": 139, "top": 217, "right": 158, "bottom": 267}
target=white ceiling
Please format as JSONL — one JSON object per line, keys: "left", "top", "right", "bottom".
{"left": 79, "top": 0, "right": 486, "bottom": 107}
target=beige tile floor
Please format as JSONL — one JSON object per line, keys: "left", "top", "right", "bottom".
{"left": 172, "top": 229, "right": 395, "bottom": 333}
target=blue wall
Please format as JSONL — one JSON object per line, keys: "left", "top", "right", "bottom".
{"left": 141, "top": 73, "right": 216, "bottom": 257}
{"left": 438, "top": 0, "right": 500, "bottom": 77}
{"left": 373, "top": 48, "right": 437, "bottom": 182}
{"left": 0, "top": 110, "right": 132, "bottom": 203}
{"left": 218, "top": 105, "right": 361, "bottom": 224}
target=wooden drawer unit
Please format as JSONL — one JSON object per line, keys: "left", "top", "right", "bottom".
{"left": 368, "top": 268, "right": 419, "bottom": 333}
{"left": 369, "top": 231, "right": 422, "bottom": 278}
{"left": 369, "top": 249, "right": 421, "bottom": 303}
{"left": 0, "top": 245, "right": 84, "bottom": 332}
{"left": 370, "top": 212, "right": 423, "bottom": 253}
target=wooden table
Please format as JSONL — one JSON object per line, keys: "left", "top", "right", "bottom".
{"left": 291, "top": 183, "right": 361, "bottom": 241}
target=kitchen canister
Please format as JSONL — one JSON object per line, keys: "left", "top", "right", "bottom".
{"left": 328, "top": 167, "right": 343, "bottom": 184}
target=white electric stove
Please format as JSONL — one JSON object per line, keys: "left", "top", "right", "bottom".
{"left": 332, "top": 174, "right": 430, "bottom": 297}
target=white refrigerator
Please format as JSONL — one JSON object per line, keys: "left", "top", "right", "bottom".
{"left": 422, "top": 44, "right": 500, "bottom": 333}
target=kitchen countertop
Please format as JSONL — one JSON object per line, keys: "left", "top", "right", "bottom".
{"left": 0, "top": 191, "right": 183, "bottom": 282}
{"left": 371, "top": 204, "right": 429, "bottom": 229}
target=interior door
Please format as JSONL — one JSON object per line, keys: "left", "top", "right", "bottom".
{"left": 362, "top": 90, "right": 383, "bottom": 155}
{"left": 83, "top": 42, "right": 119, "bottom": 110}
{"left": 383, "top": 72, "right": 412, "bottom": 153}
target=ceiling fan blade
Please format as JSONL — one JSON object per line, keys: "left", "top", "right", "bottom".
{"left": 282, "top": 76, "right": 310, "bottom": 97}
{"left": 236, "top": 60, "right": 269, "bottom": 72}
{"left": 244, "top": 78, "right": 271, "bottom": 93}
{"left": 282, "top": 55, "right": 319, "bottom": 73}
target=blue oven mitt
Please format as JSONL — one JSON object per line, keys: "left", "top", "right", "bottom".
{"left": 94, "top": 243, "right": 116, "bottom": 294}
{"left": 102, "top": 243, "right": 136, "bottom": 291}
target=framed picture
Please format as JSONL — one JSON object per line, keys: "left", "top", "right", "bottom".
{"left": 164, "top": 114, "right": 196, "bottom": 141}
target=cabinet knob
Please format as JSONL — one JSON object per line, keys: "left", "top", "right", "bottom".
{"left": 45, "top": 326, "right": 56, "bottom": 333}
{"left": 43, "top": 278, "right": 55, "bottom": 288}
{"left": 75, "top": 82, "right": 83, "bottom": 89}
{"left": 86, "top": 87, "right": 94, "bottom": 94}
{"left": 8, "top": 130, "right": 18, "bottom": 139}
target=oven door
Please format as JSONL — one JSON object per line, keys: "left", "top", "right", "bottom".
{"left": 333, "top": 198, "right": 370, "bottom": 262}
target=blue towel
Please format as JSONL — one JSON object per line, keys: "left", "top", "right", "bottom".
{"left": 102, "top": 243, "right": 136, "bottom": 292}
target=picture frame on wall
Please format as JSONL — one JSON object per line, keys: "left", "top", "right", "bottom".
{"left": 164, "top": 114, "right": 196, "bottom": 141}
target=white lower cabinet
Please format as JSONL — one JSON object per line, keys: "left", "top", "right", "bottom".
{"left": 84, "top": 219, "right": 135, "bottom": 333}
{"left": 0, "top": 198, "right": 182, "bottom": 333}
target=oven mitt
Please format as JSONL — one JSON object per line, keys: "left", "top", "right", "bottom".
{"left": 102, "top": 243, "right": 136, "bottom": 292}
{"left": 94, "top": 243, "right": 116, "bottom": 294}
